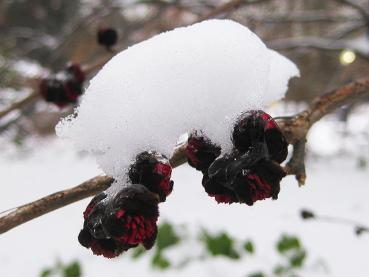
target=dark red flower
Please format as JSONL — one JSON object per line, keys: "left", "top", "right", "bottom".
{"left": 97, "top": 28, "right": 118, "bottom": 49}
{"left": 66, "top": 63, "right": 85, "bottom": 83}
{"left": 232, "top": 110, "right": 288, "bottom": 163}
{"left": 186, "top": 131, "right": 221, "bottom": 172}
{"left": 205, "top": 149, "right": 285, "bottom": 205}
{"left": 231, "top": 159, "right": 285, "bottom": 205}
{"left": 79, "top": 184, "right": 160, "bottom": 258}
{"left": 39, "top": 63, "right": 85, "bottom": 108}
{"left": 78, "top": 228, "right": 125, "bottom": 259}
{"left": 300, "top": 209, "right": 315, "bottom": 220}
{"left": 202, "top": 172, "right": 237, "bottom": 204}
{"left": 128, "top": 151, "right": 173, "bottom": 202}
{"left": 103, "top": 184, "right": 159, "bottom": 250}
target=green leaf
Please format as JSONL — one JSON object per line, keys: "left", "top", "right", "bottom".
{"left": 276, "top": 235, "right": 301, "bottom": 254}
{"left": 40, "top": 269, "right": 52, "bottom": 277}
{"left": 131, "top": 245, "right": 146, "bottom": 259}
{"left": 243, "top": 240, "right": 255, "bottom": 254}
{"left": 63, "top": 261, "right": 81, "bottom": 277}
{"left": 247, "top": 272, "right": 265, "bottom": 277}
{"left": 290, "top": 250, "right": 306, "bottom": 268}
{"left": 273, "top": 264, "right": 287, "bottom": 275}
{"left": 151, "top": 252, "right": 171, "bottom": 270}
{"left": 201, "top": 230, "right": 240, "bottom": 260}
{"left": 156, "top": 222, "right": 180, "bottom": 251}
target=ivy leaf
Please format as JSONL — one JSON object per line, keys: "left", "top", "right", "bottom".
{"left": 201, "top": 230, "right": 240, "bottom": 260}
{"left": 156, "top": 222, "right": 180, "bottom": 251}
{"left": 62, "top": 261, "right": 81, "bottom": 277}
{"left": 131, "top": 245, "right": 146, "bottom": 259}
{"left": 276, "top": 235, "right": 301, "bottom": 254}
{"left": 244, "top": 240, "right": 255, "bottom": 254}
{"left": 273, "top": 264, "right": 287, "bottom": 275}
{"left": 290, "top": 250, "right": 306, "bottom": 268}
{"left": 40, "top": 269, "right": 52, "bottom": 277}
{"left": 151, "top": 252, "right": 171, "bottom": 270}
{"left": 247, "top": 272, "right": 265, "bottom": 277}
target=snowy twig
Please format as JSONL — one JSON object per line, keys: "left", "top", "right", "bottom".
{"left": 1, "top": 77, "right": 369, "bottom": 234}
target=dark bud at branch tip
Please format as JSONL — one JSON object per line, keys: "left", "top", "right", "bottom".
{"left": 186, "top": 131, "right": 221, "bottom": 172}
{"left": 355, "top": 226, "right": 368, "bottom": 236}
{"left": 232, "top": 110, "right": 288, "bottom": 163}
{"left": 97, "top": 28, "right": 118, "bottom": 49}
{"left": 79, "top": 184, "right": 160, "bottom": 258}
{"left": 300, "top": 209, "right": 315, "bottom": 220}
{"left": 128, "top": 151, "right": 174, "bottom": 202}
{"left": 39, "top": 63, "right": 85, "bottom": 108}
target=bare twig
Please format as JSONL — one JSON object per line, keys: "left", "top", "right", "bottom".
{"left": 0, "top": 144, "right": 187, "bottom": 234}
{"left": 196, "top": 0, "right": 270, "bottom": 22}
{"left": 1, "top": 77, "right": 369, "bottom": 234}
{"left": 335, "top": 0, "right": 369, "bottom": 22}
{"left": 0, "top": 176, "right": 114, "bottom": 234}
{"left": 284, "top": 139, "right": 306, "bottom": 186}
{"left": 248, "top": 11, "right": 362, "bottom": 23}
{"left": 300, "top": 208, "right": 369, "bottom": 236}
{"left": 268, "top": 37, "right": 369, "bottom": 61}
{"left": 0, "top": 90, "right": 40, "bottom": 120}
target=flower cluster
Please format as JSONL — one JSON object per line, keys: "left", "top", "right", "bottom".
{"left": 186, "top": 110, "right": 287, "bottom": 205}
{"left": 78, "top": 152, "right": 173, "bottom": 258}
{"left": 39, "top": 63, "right": 85, "bottom": 108}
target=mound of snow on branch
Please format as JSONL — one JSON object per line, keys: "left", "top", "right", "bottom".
{"left": 56, "top": 19, "right": 299, "bottom": 182}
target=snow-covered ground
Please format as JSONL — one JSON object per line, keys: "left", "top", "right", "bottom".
{"left": 0, "top": 108, "right": 369, "bottom": 276}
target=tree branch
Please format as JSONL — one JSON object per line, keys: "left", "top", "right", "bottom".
{"left": 334, "top": 0, "right": 369, "bottom": 22}
{"left": 1, "top": 76, "right": 368, "bottom": 235}
{"left": 268, "top": 37, "right": 369, "bottom": 61}
{"left": 248, "top": 11, "right": 362, "bottom": 23}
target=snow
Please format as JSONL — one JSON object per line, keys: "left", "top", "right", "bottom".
{"left": 56, "top": 19, "right": 299, "bottom": 185}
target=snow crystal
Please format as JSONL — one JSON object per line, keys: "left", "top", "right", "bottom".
{"left": 56, "top": 19, "right": 299, "bottom": 183}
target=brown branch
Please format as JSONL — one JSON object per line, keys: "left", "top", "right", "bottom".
{"left": 334, "top": 0, "right": 369, "bottom": 22}
{"left": 306, "top": 77, "right": 369, "bottom": 125}
{"left": 0, "top": 144, "right": 187, "bottom": 235}
{"left": 248, "top": 12, "right": 362, "bottom": 23}
{"left": 0, "top": 90, "right": 40, "bottom": 120}
{"left": 268, "top": 37, "right": 369, "bottom": 61}
{"left": 1, "top": 77, "right": 369, "bottom": 234}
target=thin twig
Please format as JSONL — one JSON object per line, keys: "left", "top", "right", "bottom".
{"left": 0, "top": 90, "right": 40, "bottom": 120}
{"left": 0, "top": 144, "right": 187, "bottom": 235}
{"left": 268, "top": 37, "right": 369, "bottom": 61}
{"left": 334, "top": 0, "right": 369, "bottom": 22}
